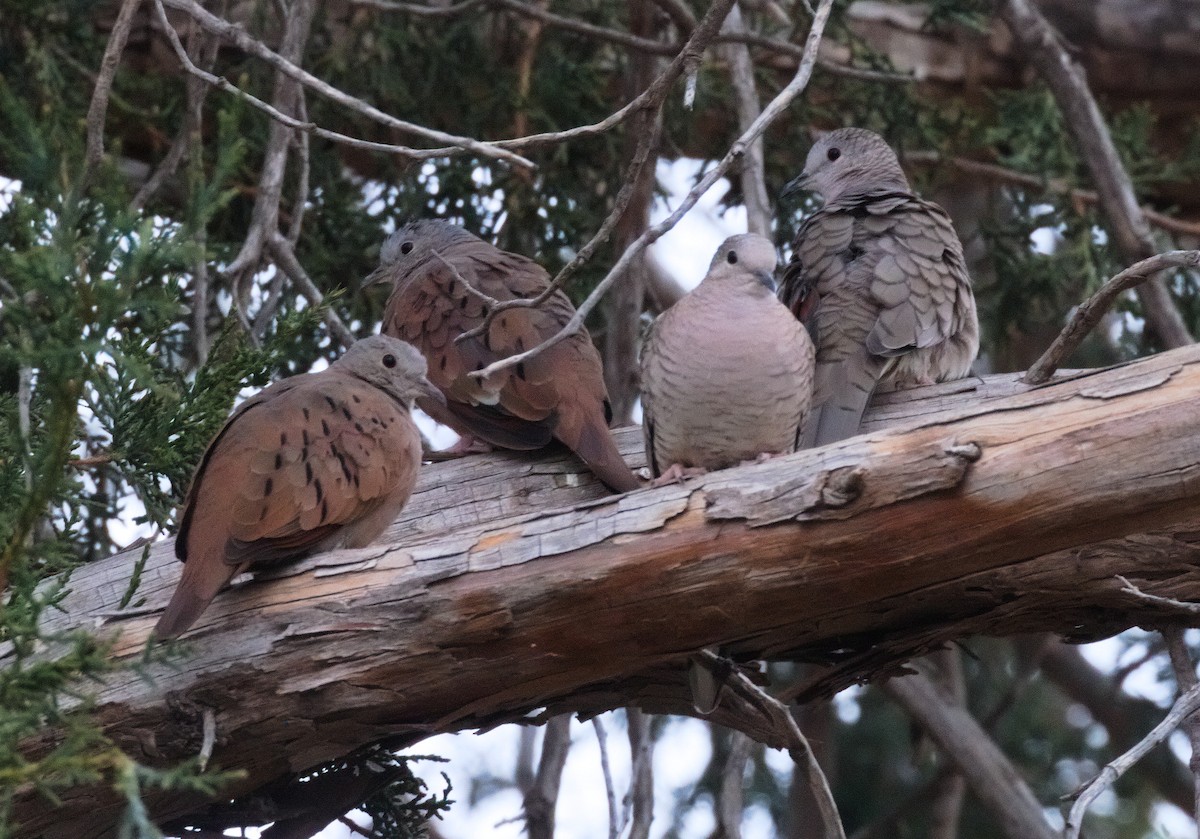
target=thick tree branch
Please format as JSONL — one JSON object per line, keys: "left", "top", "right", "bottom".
{"left": 15, "top": 345, "right": 1200, "bottom": 835}
{"left": 997, "top": 0, "right": 1194, "bottom": 350}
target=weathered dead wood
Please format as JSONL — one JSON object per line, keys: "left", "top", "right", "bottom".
{"left": 13, "top": 345, "right": 1200, "bottom": 836}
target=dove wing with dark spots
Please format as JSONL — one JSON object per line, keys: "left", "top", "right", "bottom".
{"left": 156, "top": 373, "right": 422, "bottom": 639}
{"left": 381, "top": 238, "right": 638, "bottom": 492}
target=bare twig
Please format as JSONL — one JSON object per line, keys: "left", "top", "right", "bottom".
{"left": 905, "top": 152, "right": 1200, "bottom": 239}
{"left": 998, "top": 0, "right": 1193, "bottom": 350}
{"left": 523, "top": 715, "right": 572, "bottom": 839}
{"left": 454, "top": 0, "right": 731, "bottom": 347}
{"left": 722, "top": 3, "right": 771, "bottom": 236}
{"left": 1024, "top": 250, "right": 1200, "bottom": 384}
{"left": 1163, "top": 628, "right": 1200, "bottom": 829}
{"left": 625, "top": 709, "right": 654, "bottom": 839}
{"left": 84, "top": 0, "right": 143, "bottom": 180}
{"left": 468, "top": 0, "right": 835, "bottom": 382}
{"left": 704, "top": 650, "right": 846, "bottom": 839}
{"left": 159, "top": 0, "right": 534, "bottom": 169}
{"left": 198, "top": 708, "right": 216, "bottom": 772}
{"left": 884, "top": 672, "right": 1057, "bottom": 839}
{"left": 1114, "top": 574, "right": 1200, "bottom": 615}
{"left": 267, "top": 233, "right": 356, "bottom": 348}
{"left": 592, "top": 718, "right": 621, "bottom": 839}
{"left": 1065, "top": 680, "right": 1200, "bottom": 839}
{"left": 221, "top": 0, "right": 316, "bottom": 333}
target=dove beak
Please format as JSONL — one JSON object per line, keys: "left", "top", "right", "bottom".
{"left": 417, "top": 376, "right": 447, "bottom": 408}
{"left": 780, "top": 172, "right": 809, "bottom": 201}
{"left": 754, "top": 270, "right": 778, "bottom": 293}
{"left": 364, "top": 265, "right": 391, "bottom": 287}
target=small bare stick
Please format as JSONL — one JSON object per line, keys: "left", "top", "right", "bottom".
{"left": 1064, "top": 680, "right": 1200, "bottom": 839}
{"left": 1024, "top": 250, "right": 1200, "bottom": 385}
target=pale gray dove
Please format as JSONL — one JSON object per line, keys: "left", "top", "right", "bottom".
{"left": 640, "top": 234, "right": 815, "bottom": 483}
{"left": 369, "top": 220, "right": 639, "bottom": 493}
{"left": 779, "top": 127, "right": 979, "bottom": 447}
{"left": 155, "top": 335, "right": 442, "bottom": 639}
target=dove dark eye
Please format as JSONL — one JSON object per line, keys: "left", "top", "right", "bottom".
{"left": 382, "top": 354, "right": 397, "bottom": 368}
{"left": 827, "top": 147, "right": 841, "bottom": 161}
{"left": 727, "top": 251, "right": 738, "bottom": 264}
{"left": 400, "top": 241, "right": 414, "bottom": 255}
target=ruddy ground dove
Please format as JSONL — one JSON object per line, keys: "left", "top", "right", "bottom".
{"left": 370, "top": 220, "right": 639, "bottom": 493}
{"left": 155, "top": 335, "right": 440, "bottom": 639}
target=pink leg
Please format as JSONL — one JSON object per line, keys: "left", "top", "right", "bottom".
{"left": 650, "top": 463, "right": 709, "bottom": 488}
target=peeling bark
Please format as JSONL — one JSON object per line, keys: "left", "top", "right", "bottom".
{"left": 13, "top": 345, "right": 1200, "bottom": 836}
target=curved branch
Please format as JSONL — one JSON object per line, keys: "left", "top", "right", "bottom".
{"left": 1024, "top": 250, "right": 1200, "bottom": 384}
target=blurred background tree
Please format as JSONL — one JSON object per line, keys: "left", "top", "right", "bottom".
{"left": 3, "top": 0, "right": 1200, "bottom": 836}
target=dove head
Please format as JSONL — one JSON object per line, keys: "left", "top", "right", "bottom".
{"left": 335, "top": 335, "right": 446, "bottom": 408}
{"left": 368, "top": 220, "right": 480, "bottom": 286}
{"left": 783, "top": 128, "right": 910, "bottom": 204}
{"left": 703, "top": 234, "right": 778, "bottom": 293}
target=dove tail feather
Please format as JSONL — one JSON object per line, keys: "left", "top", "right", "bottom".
{"left": 807, "top": 353, "right": 886, "bottom": 447}
{"left": 554, "top": 407, "right": 640, "bottom": 493}
{"left": 154, "top": 556, "right": 240, "bottom": 639}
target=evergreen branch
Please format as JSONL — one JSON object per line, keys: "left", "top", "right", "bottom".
{"left": 1024, "top": 250, "right": 1200, "bottom": 384}
{"left": 468, "top": 0, "right": 836, "bottom": 383}
{"left": 157, "top": 0, "right": 535, "bottom": 169}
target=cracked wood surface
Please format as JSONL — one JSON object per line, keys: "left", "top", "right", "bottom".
{"left": 13, "top": 346, "right": 1200, "bottom": 836}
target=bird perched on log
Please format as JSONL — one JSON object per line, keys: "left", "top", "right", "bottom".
{"left": 368, "top": 219, "right": 639, "bottom": 493}
{"left": 640, "top": 234, "right": 815, "bottom": 484}
{"left": 779, "top": 127, "right": 979, "bottom": 447}
{"left": 155, "top": 335, "right": 440, "bottom": 639}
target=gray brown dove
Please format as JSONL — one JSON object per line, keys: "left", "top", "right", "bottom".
{"left": 155, "top": 335, "right": 441, "bottom": 639}
{"left": 779, "top": 128, "right": 979, "bottom": 447}
{"left": 369, "top": 220, "right": 639, "bottom": 493}
{"left": 640, "top": 234, "right": 815, "bottom": 482}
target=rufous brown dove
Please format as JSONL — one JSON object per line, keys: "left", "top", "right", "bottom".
{"left": 640, "top": 234, "right": 815, "bottom": 482}
{"left": 155, "top": 335, "right": 441, "bottom": 639}
{"left": 369, "top": 220, "right": 639, "bottom": 493}
{"left": 779, "top": 127, "right": 979, "bottom": 447}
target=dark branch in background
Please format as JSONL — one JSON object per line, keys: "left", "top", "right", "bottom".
{"left": 1024, "top": 250, "right": 1200, "bottom": 383}
{"left": 883, "top": 672, "right": 1057, "bottom": 839}
{"left": 1163, "top": 628, "right": 1200, "bottom": 829}
{"left": 83, "top": 0, "right": 143, "bottom": 182}
{"left": 905, "top": 152, "right": 1200, "bottom": 240}
{"left": 469, "top": 0, "right": 836, "bottom": 382}
{"left": 927, "top": 649, "right": 966, "bottom": 839}
{"left": 591, "top": 718, "right": 621, "bottom": 839}
{"left": 523, "top": 715, "right": 571, "bottom": 839}
{"left": 626, "top": 709, "right": 654, "bottom": 839}
{"left": 996, "top": 0, "right": 1194, "bottom": 350}
{"left": 717, "top": 732, "right": 755, "bottom": 839}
